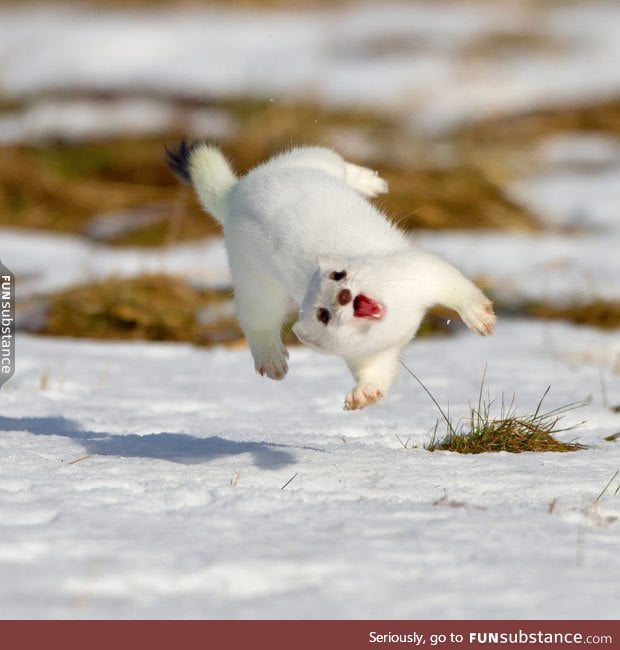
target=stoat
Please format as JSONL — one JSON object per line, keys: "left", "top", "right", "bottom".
{"left": 167, "top": 142, "right": 496, "bottom": 410}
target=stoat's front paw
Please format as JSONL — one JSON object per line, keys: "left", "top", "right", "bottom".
{"left": 344, "top": 384, "right": 384, "bottom": 411}
{"left": 255, "top": 346, "right": 289, "bottom": 381}
{"left": 461, "top": 297, "right": 496, "bottom": 336}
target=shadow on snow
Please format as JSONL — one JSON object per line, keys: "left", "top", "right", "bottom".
{"left": 0, "top": 416, "right": 300, "bottom": 469}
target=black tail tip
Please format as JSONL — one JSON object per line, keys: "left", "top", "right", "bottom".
{"left": 165, "top": 138, "right": 203, "bottom": 184}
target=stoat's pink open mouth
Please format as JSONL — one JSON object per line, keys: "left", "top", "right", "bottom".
{"left": 353, "top": 293, "right": 385, "bottom": 319}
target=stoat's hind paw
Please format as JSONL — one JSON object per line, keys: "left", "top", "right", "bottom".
{"left": 461, "top": 297, "right": 496, "bottom": 336}
{"left": 344, "top": 384, "right": 384, "bottom": 411}
{"left": 345, "top": 163, "right": 389, "bottom": 198}
{"left": 254, "top": 345, "right": 289, "bottom": 381}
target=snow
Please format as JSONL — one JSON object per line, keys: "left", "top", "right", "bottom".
{"left": 418, "top": 228, "right": 620, "bottom": 304}
{"left": 533, "top": 133, "right": 620, "bottom": 170}
{"left": 0, "top": 98, "right": 233, "bottom": 145}
{"left": 1, "top": 2, "right": 620, "bottom": 134}
{"left": 509, "top": 167, "right": 620, "bottom": 232}
{"left": 1, "top": 322, "right": 618, "bottom": 619}
{"left": 0, "top": 228, "right": 230, "bottom": 300}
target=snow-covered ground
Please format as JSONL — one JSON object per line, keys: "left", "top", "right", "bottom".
{"left": 0, "top": 98, "right": 234, "bottom": 146}
{"left": 1, "top": 228, "right": 230, "bottom": 300}
{"left": 1, "top": 0, "right": 619, "bottom": 622}
{"left": 0, "top": 321, "right": 618, "bottom": 619}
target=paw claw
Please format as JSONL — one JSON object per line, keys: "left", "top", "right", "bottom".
{"left": 344, "top": 385, "right": 383, "bottom": 410}
{"left": 256, "top": 356, "right": 288, "bottom": 381}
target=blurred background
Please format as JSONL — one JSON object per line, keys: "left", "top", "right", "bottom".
{"left": 1, "top": 0, "right": 619, "bottom": 349}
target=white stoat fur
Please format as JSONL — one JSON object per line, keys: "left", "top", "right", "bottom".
{"left": 168, "top": 142, "right": 496, "bottom": 410}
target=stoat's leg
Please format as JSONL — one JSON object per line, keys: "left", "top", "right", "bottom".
{"left": 441, "top": 277, "right": 496, "bottom": 336}
{"left": 416, "top": 252, "right": 496, "bottom": 336}
{"left": 345, "top": 162, "right": 389, "bottom": 198}
{"left": 270, "top": 147, "right": 388, "bottom": 197}
{"left": 344, "top": 346, "right": 401, "bottom": 411}
{"left": 247, "top": 331, "right": 290, "bottom": 381}
{"left": 231, "top": 262, "right": 290, "bottom": 381}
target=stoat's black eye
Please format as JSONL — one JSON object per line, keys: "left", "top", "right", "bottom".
{"left": 329, "top": 270, "right": 347, "bottom": 282}
{"left": 316, "top": 308, "right": 330, "bottom": 325}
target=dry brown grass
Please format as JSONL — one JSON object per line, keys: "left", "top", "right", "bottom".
{"left": 455, "top": 97, "right": 620, "bottom": 146}
{"left": 426, "top": 411, "right": 587, "bottom": 453}
{"left": 0, "top": 95, "right": 543, "bottom": 244}
{"left": 401, "top": 363, "right": 588, "bottom": 454}
{"left": 383, "top": 164, "right": 540, "bottom": 231}
{"left": 215, "top": 98, "right": 540, "bottom": 231}
{"left": 527, "top": 300, "right": 620, "bottom": 330}
{"left": 39, "top": 274, "right": 243, "bottom": 346}
{"left": 448, "top": 96, "right": 620, "bottom": 191}
{"left": 217, "top": 96, "right": 394, "bottom": 170}
{"left": 460, "top": 30, "right": 569, "bottom": 60}
{"left": 0, "top": 140, "right": 221, "bottom": 245}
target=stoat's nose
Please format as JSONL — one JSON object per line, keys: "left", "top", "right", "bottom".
{"left": 338, "top": 289, "right": 352, "bottom": 305}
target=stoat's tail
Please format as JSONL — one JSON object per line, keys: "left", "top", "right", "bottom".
{"left": 166, "top": 139, "right": 237, "bottom": 225}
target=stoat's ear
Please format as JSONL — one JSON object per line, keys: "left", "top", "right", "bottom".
{"left": 317, "top": 253, "right": 349, "bottom": 276}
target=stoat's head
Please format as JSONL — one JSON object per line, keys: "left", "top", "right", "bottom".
{"left": 293, "top": 254, "right": 388, "bottom": 357}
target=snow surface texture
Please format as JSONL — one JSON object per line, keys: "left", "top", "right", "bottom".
{"left": 2, "top": 0, "right": 620, "bottom": 621}
{"left": 1, "top": 2, "right": 620, "bottom": 134}
{"left": 1, "top": 323, "right": 619, "bottom": 619}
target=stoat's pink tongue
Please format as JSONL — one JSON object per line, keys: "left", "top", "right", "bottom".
{"left": 353, "top": 293, "right": 385, "bottom": 319}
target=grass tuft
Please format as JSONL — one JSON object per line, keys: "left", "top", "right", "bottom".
{"left": 37, "top": 274, "right": 243, "bottom": 346}
{"left": 401, "top": 362, "right": 588, "bottom": 454}
{"left": 0, "top": 139, "right": 221, "bottom": 245}
{"left": 526, "top": 300, "right": 620, "bottom": 330}
{"left": 383, "top": 164, "right": 540, "bottom": 232}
